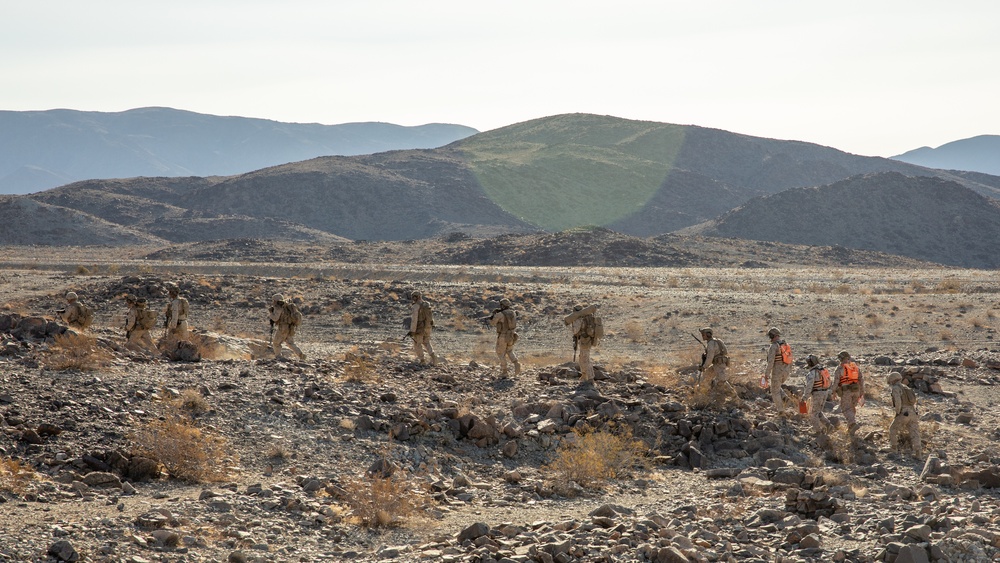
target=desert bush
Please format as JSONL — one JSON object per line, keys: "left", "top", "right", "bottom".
{"left": 343, "top": 348, "right": 378, "bottom": 383}
{"left": 131, "top": 411, "right": 233, "bottom": 483}
{"left": 45, "top": 333, "right": 111, "bottom": 371}
{"left": 623, "top": 320, "right": 646, "bottom": 343}
{"left": 545, "top": 428, "right": 646, "bottom": 489}
{"left": 0, "top": 457, "right": 37, "bottom": 494}
{"left": 74, "top": 265, "right": 92, "bottom": 275}
{"left": 175, "top": 388, "right": 210, "bottom": 415}
{"left": 339, "top": 473, "right": 426, "bottom": 527}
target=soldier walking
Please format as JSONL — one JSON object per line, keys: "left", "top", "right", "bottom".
{"left": 124, "top": 295, "right": 157, "bottom": 353}
{"left": 164, "top": 283, "right": 189, "bottom": 340}
{"left": 268, "top": 293, "right": 305, "bottom": 360}
{"left": 697, "top": 327, "right": 728, "bottom": 392}
{"left": 489, "top": 298, "right": 520, "bottom": 377}
{"left": 59, "top": 291, "right": 92, "bottom": 330}
{"left": 801, "top": 355, "right": 832, "bottom": 433}
{"left": 408, "top": 291, "right": 436, "bottom": 365}
{"left": 829, "top": 350, "right": 865, "bottom": 436}
{"left": 887, "top": 372, "right": 922, "bottom": 458}
{"left": 566, "top": 305, "right": 598, "bottom": 383}
{"left": 764, "top": 327, "right": 794, "bottom": 410}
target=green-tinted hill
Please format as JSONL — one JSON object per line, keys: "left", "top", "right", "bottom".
{"left": 680, "top": 172, "right": 1000, "bottom": 268}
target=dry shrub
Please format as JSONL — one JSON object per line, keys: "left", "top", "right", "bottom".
{"left": 175, "top": 388, "right": 210, "bottom": 415}
{"left": 339, "top": 474, "right": 425, "bottom": 527}
{"left": 343, "top": 348, "right": 377, "bottom": 383}
{"left": 45, "top": 332, "right": 111, "bottom": 371}
{"left": 623, "top": 320, "right": 646, "bottom": 343}
{"left": 74, "top": 265, "right": 92, "bottom": 275}
{"left": 545, "top": 428, "right": 646, "bottom": 489}
{"left": 131, "top": 411, "right": 234, "bottom": 483}
{"left": 0, "top": 457, "right": 37, "bottom": 494}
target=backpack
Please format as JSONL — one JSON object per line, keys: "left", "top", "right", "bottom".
{"left": 417, "top": 301, "right": 434, "bottom": 329}
{"left": 576, "top": 314, "right": 604, "bottom": 346}
{"left": 77, "top": 302, "right": 94, "bottom": 328}
{"left": 283, "top": 303, "right": 302, "bottom": 327}
{"left": 500, "top": 309, "right": 517, "bottom": 332}
{"left": 715, "top": 338, "right": 729, "bottom": 366}
{"left": 900, "top": 385, "right": 917, "bottom": 407}
{"left": 777, "top": 340, "right": 793, "bottom": 365}
{"left": 137, "top": 307, "right": 157, "bottom": 330}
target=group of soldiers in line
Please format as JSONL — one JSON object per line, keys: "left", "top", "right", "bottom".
{"left": 58, "top": 286, "right": 921, "bottom": 456}
{"left": 697, "top": 325, "right": 922, "bottom": 458}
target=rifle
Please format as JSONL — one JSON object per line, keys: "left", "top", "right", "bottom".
{"left": 691, "top": 333, "right": 708, "bottom": 369}
{"left": 269, "top": 319, "right": 275, "bottom": 340}
{"left": 573, "top": 335, "right": 578, "bottom": 363}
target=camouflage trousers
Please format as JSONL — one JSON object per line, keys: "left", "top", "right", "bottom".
{"left": 807, "top": 391, "right": 831, "bottom": 433}
{"left": 770, "top": 363, "right": 792, "bottom": 408}
{"left": 167, "top": 320, "right": 189, "bottom": 340}
{"left": 412, "top": 332, "right": 436, "bottom": 365}
{"left": 576, "top": 342, "right": 594, "bottom": 382}
{"left": 496, "top": 333, "right": 519, "bottom": 375}
{"left": 272, "top": 324, "right": 304, "bottom": 360}
{"left": 888, "top": 406, "right": 921, "bottom": 456}
{"left": 699, "top": 363, "right": 727, "bottom": 391}
{"left": 126, "top": 328, "right": 156, "bottom": 353}
{"left": 839, "top": 385, "right": 862, "bottom": 428}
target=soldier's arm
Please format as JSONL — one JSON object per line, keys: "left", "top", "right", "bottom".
{"left": 891, "top": 387, "right": 902, "bottom": 414}
{"left": 764, "top": 344, "right": 777, "bottom": 377}
{"left": 410, "top": 304, "right": 419, "bottom": 333}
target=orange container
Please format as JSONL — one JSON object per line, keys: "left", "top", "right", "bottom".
{"left": 798, "top": 401, "right": 808, "bottom": 414}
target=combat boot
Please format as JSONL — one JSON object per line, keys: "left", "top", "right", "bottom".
{"left": 513, "top": 361, "right": 521, "bottom": 375}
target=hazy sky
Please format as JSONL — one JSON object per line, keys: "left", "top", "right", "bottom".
{"left": 3, "top": 1, "right": 998, "bottom": 157}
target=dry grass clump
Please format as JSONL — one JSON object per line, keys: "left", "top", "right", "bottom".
{"left": 343, "top": 348, "right": 378, "bottom": 383}
{"left": 339, "top": 473, "right": 426, "bottom": 527}
{"left": 131, "top": 409, "right": 234, "bottom": 483}
{"left": 0, "top": 457, "right": 38, "bottom": 494}
{"left": 45, "top": 332, "right": 112, "bottom": 371}
{"left": 545, "top": 428, "right": 646, "bottom": 489}
{"left": 175, "top": 388, "right": 210, "bottom": 415}
{"left": 623, "top": 319, "right": 646, "bottom": 343}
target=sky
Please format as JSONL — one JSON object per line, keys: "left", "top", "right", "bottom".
{"left": 3, "top": 1, "right": 999, "bottom": 158}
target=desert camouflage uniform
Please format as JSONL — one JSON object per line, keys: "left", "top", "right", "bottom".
{"left": 489, "top": 299, "right": 520, "bottom": 376}
{"left": 698, "top": 330, "right": 727, "bottom": 391}
{"left": 801, "top": 361, "right": 832, "bottom": 433}
{"left": 829, "top": 352, "right": 865, "bottom": 434}
{"left": 125, "top": 297, "right": 156, "bottom": 353}
{"left": 888, "top": 373, "right": 922, "bottom": 457}
{"left": 409, "top": 292, "right": 436, "bottom": 365}
{"left": 570, "top": 312, "right": 596, "bottom": 382}
{"left": 765, "top": 331, "right": 793, "bottom": 409}
{"left": 269, "top": 294, "right": 305, "bottom": 360}
{"left": 60, "top": 292, "right": 87, "bottom": 330}
{"left": 164, "top": 284, "right": 189, "bottom": 340}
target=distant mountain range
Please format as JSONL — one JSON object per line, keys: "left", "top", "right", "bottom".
{"left": 892, "top": 135, "right": 1000, "bottom": 176}
{"left": 3, "top": 113, "right": 1000, "bottom": 268}
{"left": 0, "top": 107, "right": 478, "bottom": 194}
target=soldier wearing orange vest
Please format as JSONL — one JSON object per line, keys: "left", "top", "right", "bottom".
{"left": 764, "top": 327, "right": 793, "bottom": 411}
{"left": 801, "top": 355, "right": 832, "bottom": 433}
{"left": 829, "top": 350, "right": 865, "bottom": 435}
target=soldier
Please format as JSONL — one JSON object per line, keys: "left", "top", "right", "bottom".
{"left": 59, "top": 291, "right": 92, "bottom": 330}
{"left": 697, "top": 327, "right": 729, "bottom": 391}
{"left": 164, "top": 282, "right": 190, "bottom": 340}
{"left": 567, "top": 304, "right": 597, "bottom": 383}
{"left": 268, "top": 293, "right": 305, "bottom": 360}
{"left": 408, "top": 291, "right": 436, "bottom": 365}
{"left": 829, "top": 350, "right": 865, "bottom": 436}
{"left": 801, "top": 355, "right": 832, "bottom": 433}
{"left": 124, "top": 295, "right": 157, "bottom": 353}
{"left": 887, "top": 372, "right": 922, "bottom": 458}
{"left": 489, "top": 298, "right": 520, "bottom": 377}
{"left": 764, "top": 327, "right": 793, "bottom": 410}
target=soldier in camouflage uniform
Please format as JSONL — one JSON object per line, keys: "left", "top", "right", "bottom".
{"left": 164, "top": 283, "right": 189, "bottom": 340}
{"left": 697, "top": 327, "right": 728, "bottom": 392}
{"left": 829, "top": 350, "right": 865, "bottom": 436}
{"left": 408, "top": 291, "right": 436, "bottom": 365}
{"left": 269, "top": 293, "right": 305, "bottom": 360}
{"left": 59, "top": 291, "right": 89, "bottom": 330}
{"left": 489, "top": 298, "right": 520, "bottom": 377}
{"left": 801, "top": 355, "right": 832, "bottom": 433}
{"left": 887, "top": 372, "right": 922, "bottom": 458}
{"left": 124, "top": 294, "right": 156, "bottom": 353}
{"left": 764, "top": 327, "right": 793, "bottom": 410}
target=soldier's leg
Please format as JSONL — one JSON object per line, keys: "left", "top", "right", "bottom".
{"left": 423, "top": 334, "right": 437, "bottom": 365}
{"left": 888, "top": 415, "right": 902, "bottom": 452}
{"left": 177, "top": 320, "right": 189, "bottom": 340}
{"left": 272, "top": 326, "right": 287, "bottom": 358}
{"left": 140, "top": 330, "right": 156, "bottom": 352}
{"left": 285, "top": 333, "right": 305, "bottom": 360}
{"left": 578, "top": 344, "right": 593, "bottom": 381}
{"left": 508, "top": 345, "right": 520, "bottom": 375}
{"left": 770, "top": 375, "right": 784, "bottom": 407}
{"left": 496, "top": 337, "right": 508, "bottom": 373}
{"left": 411, "top": 334, "right": 424, "bottom": 362}
{"left": 907, "top": 409, "right": 922, "bottom": 455}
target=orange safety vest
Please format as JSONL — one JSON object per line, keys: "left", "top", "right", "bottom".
{"left": 777, "top": 341, "right": 793, "bottom": 365}
{"left": 813, "top": 368, "right": 831, "bottom": 391}
{"left": 839, "top": 362, "right": 860, "bottom": 385}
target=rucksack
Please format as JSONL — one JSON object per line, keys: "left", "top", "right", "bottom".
{"left": 777, "top": 340, "right": 793, "bottom": 364}
{"left": 715, "top": 338, "right": 729, "bottom": 366}
{"left": 77, "top": 302, "right": 94, "bottom": 328}
{"left": 576, "top": 314, "right": 604, "bottom": 346}
{"left": 417, "top": 301, "right": 434, "bottom": 329}
{"left": 283, "top": 303, "right": 302, "bottom": 327}
{"left": 501, "top": 309, "right": 516, "bottom": 332}
{"left": 900, "top": 385, "right": 917, "bottom": 407}
{"left": 137, "top": 308, "right": 157, "bottom": 330}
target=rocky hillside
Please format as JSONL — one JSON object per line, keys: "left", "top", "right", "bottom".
{"left": 680, "top": 172, "right": 1000, "bottom": 268}
{"left": 0, "top": 107, "right": 478, "bottom": 194}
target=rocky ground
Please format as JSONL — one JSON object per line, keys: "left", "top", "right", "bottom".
{"left": 1, "top": 253, "right": 1000, "bottom": 562}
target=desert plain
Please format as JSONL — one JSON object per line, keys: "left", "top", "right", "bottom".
{"left": 1, "top": 241, "right": 999, "bottom": 563}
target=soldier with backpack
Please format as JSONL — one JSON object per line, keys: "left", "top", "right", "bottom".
{"left": 565, "top": 304, "right": 602, "bottom": 383}
{"left": 408, "top": 291, "right": 436, "bottom": 365}
{"left": 59, "top": 291, "right": 93, "bottom": 330}
{"left": 764, "top": 327, "right": 794, "bottom": 410}
{"left": 124, "top": 295, "right": 157, "bottom": 353}
{"left": 801, "top": 355, "right": 832, "bottom": 433}
{"left": 269, "top": 293, "right": 305, "bottom": 360}
{"left": 164, "top": 282, "right": 190, "bottom": 340}
{"left": 829, "top": 350, "right": 865, "bottom": 436}
{"left": 697, "top": 327, "right": 729, "bottom": 392}
{"left": 887, "top": 372, "right": 922, "bottom": 458}
{"left": 489, "top": 298, "right": 520, "bottom": 377}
